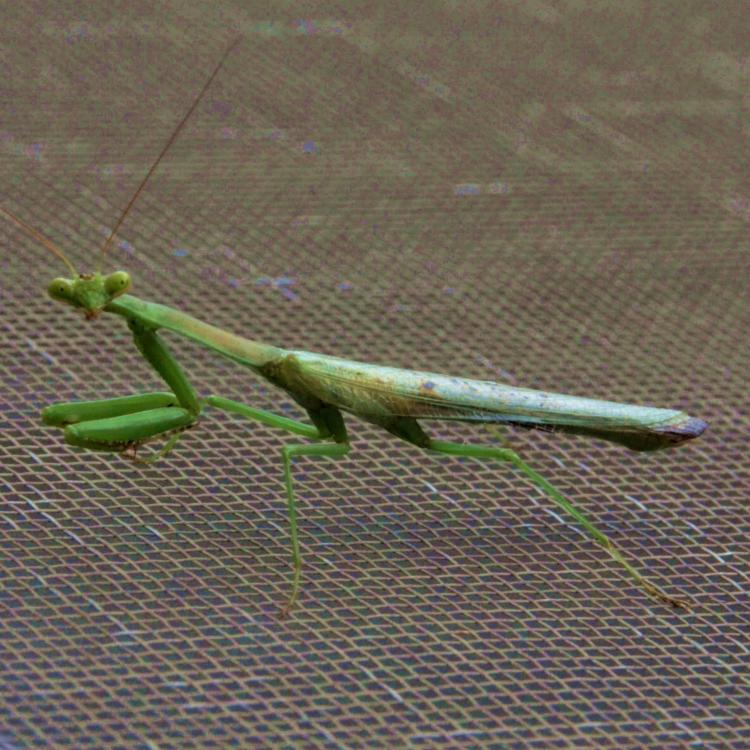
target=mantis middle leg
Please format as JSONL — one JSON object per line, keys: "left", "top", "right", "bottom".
{"left": 206, "top": 396, "right": 351, "bottom": 616}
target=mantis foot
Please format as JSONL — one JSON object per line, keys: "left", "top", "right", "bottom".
{"left": 120, "top": 430, "right": 187, "bottom": 465}
{"left": 642, "top": 581, "right": 691, "bottom": 610}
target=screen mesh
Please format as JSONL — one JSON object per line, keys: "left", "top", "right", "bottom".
{"left": 1, "top": 3, "right": 747, "bottom": 749}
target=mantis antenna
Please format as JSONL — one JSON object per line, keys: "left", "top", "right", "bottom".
{"left": 97, "top": 36, "right": 242, "bottom": 269}
{"left": 0, "top": 205, "right": 78, "bottom": 276}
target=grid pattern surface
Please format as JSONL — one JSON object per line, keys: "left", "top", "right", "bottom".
{"left": 1, "top": 3, "right": 748, "bottom": 749}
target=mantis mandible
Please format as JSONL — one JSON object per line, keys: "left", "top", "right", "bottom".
{"left": 2, "top": 41, "right": 707, "bottom": 616}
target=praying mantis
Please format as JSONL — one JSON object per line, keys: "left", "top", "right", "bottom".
{"left": 2, "top": 41, "right": 707, "bottom": 616}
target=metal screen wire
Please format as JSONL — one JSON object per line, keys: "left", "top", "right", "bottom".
{"left": 1, "top": 3, "right": 747, "bottom": 749}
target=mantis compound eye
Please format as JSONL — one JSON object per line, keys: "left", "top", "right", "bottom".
{"left": 48, "top": 277, "right": 75, "bottom": 303}
{"left": 104, "top": 271, "right": 131, "bottom": 298}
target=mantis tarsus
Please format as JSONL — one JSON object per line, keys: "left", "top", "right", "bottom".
{"left": 2, "top": 41, "right": 707, "bottom": 617}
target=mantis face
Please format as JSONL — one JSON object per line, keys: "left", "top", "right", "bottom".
{"left": 48, "top": 271, "right": 131, "bottom": 318}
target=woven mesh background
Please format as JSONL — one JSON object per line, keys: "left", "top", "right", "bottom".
{"left": 1, "top": 3, "right": 748, "bottom": 749}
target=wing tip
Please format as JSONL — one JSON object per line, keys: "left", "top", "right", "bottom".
{"left": 652, "top": 415, "right": 708, "bottom": 445}
{"left": 581, "top": 414, "right": 708, "bottom": 452}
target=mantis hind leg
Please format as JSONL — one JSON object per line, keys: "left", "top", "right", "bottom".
{"left": 382, "top": 417, "right": 689, "bottom": 610}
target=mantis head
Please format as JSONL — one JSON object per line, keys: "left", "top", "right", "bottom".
{"left": 0, "top": 205, "right": 131, "bottom": 319}
{"left": 48, "top": 271, "right": 132, "bottom": 319}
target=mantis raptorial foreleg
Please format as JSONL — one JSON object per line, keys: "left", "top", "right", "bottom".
{"left": 42, "top": 322, "right": 200, "bottom": 454}
{"left": 41, "top": 392, "right": 179, "bottom": 424}
{"left": 383, "top": 417, "right": 689, "bottom": 610}
{"left": 128, "top": 320, "right": 200, "bottom": 414}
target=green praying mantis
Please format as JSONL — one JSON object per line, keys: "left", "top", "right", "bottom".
{"left": 2, "top": 41, "right": 707, "bottom": 617}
